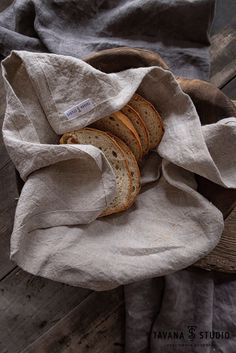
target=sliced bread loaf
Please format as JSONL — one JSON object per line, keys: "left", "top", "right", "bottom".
{"left": 121, "top": 104, "right": 150, "bottom": 155}
{"left": 60, "top": 128, "right": 132, "bottom": 217}
{"left": 109, "top": 134, "right": 141, "bottom": 207}
{"left": 129, "top": 93, "right": 164, "bottom": 149}
{"left": 90, "top": 111, "right": 142, "bottom": 161}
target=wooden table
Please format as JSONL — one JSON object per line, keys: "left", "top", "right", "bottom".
{"left": 0, "top": 1, "right": 235, "bottom": 352}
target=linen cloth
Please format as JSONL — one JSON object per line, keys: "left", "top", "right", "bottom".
{"left": 125, "top": 270, "right": 236, "bottom": 353}
{"left": 1, "top": 1, "right": 236, "bottom": 353}
{"left": 3, "top": 50, "right": 236, "bottom": 291}
{"left": 0, "top": 0, "right": 215, "bottom": 79}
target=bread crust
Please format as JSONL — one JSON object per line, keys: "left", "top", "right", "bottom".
{"left": 129, "top": 93, "right": 164, "bottom": 149}
{"left": 60, "top": 128, "right": 132, "bottom": 217}
{"left": 59, "top": 92, "right": 164, "bottom": 217}
{"left": 91, "top": 111, "right": 142, "bottom": 160}
{"left": 108, "top": 133, "right": 141, "bottom": 208}
{"left": 121, "top": 104, "right": 150, "bottom": 155}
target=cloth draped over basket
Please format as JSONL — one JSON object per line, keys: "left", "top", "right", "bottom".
{"left": 2, "top": 50, "right": 236, "bottom": 290}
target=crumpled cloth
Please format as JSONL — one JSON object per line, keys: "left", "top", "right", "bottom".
{"left": 1, "top": 1, "right": 236, "bottom": 353}
{"left": 2, "top": 50, "right": 236, "bottom": 291}
{"left": 125, "top": 269, "right": 236, "bottom": 353}
{"left": 0, "top": 0, "right": 215, "bottom": 79}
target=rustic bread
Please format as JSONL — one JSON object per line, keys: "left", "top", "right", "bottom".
{"left": 60, "top": 128, "right": 132, "bottom": 217}
{"left": 90, "top": 111, "right": 142, "bottom": 160}
{"left": 129, "top": 93, "right": 164, "bottom": 149}
{"left": 109, "top": 134, "right": 141, "bottom": 207}
{"left": 121, "top": 104, "right": 150, "bottom": 155}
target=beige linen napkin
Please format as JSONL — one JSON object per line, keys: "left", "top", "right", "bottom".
{"left": 2, "top": 51, "right": 236, "bottom": 290}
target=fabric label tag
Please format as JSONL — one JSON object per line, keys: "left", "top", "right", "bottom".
{"left": 64, "top": 98, "right": 95, "bottom": 120}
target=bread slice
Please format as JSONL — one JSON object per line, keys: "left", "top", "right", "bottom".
{"left": 121, "top": 104, "right": 150, "bottom": 155}
{"left": 90, "top": 111, "right": 142, "bottom": 161}
{"left": 109, "top": 134, "right": 141, "bottom": 207}
{"left": 59, "top": 128, "right": 132, "bottom": 217}
{"left": 129, "top": 93, "right": 164, "bottom": 149}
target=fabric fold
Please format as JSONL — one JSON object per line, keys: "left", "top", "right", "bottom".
{"left": 2, "top": 50, "right": 236, "bottom": 290}
{"left": 0, "top": 0, "right": 215, "bottom": 79}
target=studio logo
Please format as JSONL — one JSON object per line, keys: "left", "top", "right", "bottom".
{"left": 187, "top": 326, "right": 197, "bottom": 341}
{"left": 152, "top": 326, "right": 230, "bottom": 342}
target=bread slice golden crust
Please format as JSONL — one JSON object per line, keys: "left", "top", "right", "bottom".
{"left": 90, "top": 111, "right": 142, "bottom": 161}
{"left": 129, "top": 93, "right": 164, "bottom": 150}
{"left": 109, "top": 134, "right": 141, "bottom": 208}
{"left": 121, "top": 104, "right": 150, "bottom": 155}
{"left": 60, "top": 128, "right": 132, "bottom": 217}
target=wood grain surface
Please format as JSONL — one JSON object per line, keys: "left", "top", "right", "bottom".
{"left": 0, "top": 163, "right": 17, "bottom": 279}
{"left": 196, "top": 207, "right": 236, "bottom": 271}
{"left": 0, "top": 269, "right": 91, "bottom": 353}
{"left": 20, "top": 288, "right": 124, "bottom": 353}
{"left": 221, "top": 76, "right": 236, "bottom": 100}
{"left": 210, "top": 15, "right": 236, "bottom": 88}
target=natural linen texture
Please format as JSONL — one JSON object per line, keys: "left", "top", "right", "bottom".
{"left": 0, "top": 0, "right": 215, "bottom": 80}
{"left": 2, "top": 50, "right": 236, "bottom": 290}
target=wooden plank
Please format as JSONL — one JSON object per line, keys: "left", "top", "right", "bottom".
{"left": 210, "top": 0, "right": 236, "bottom": 89}
{"left": 20, "top": 288, "right": 124, "bottom": 353}
{"left": 0, "top": 204, "right": 17, "bottom": 278}
{"left": 196, "top": 207, "right": 236, "bottom": 272}
{"left": 76, "top": 307, "right": 125, "bottom": 353}
{"left": 0, "top": 160, "right": 18, "bottom": 212}
{"left": 0, "top": 269, "right": 91, "bottom": 353}
{"left": 0, "top": 144, "right": 10, "bottom": 170}
{"left": 221, "top": 76, "right": 236, "bottom": 100}
{"left": 210, "top": 0, "right": 236, "bottom": 35}
{"left": 210, "top": 15, "right": 236, "bottom": 88}
{"left": 0, "top": 161, "right": 18, "bottom": 279}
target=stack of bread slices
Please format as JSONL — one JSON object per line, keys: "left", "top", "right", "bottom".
{"left": 60, "top": 93, "right": 164, "bottom": 217}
